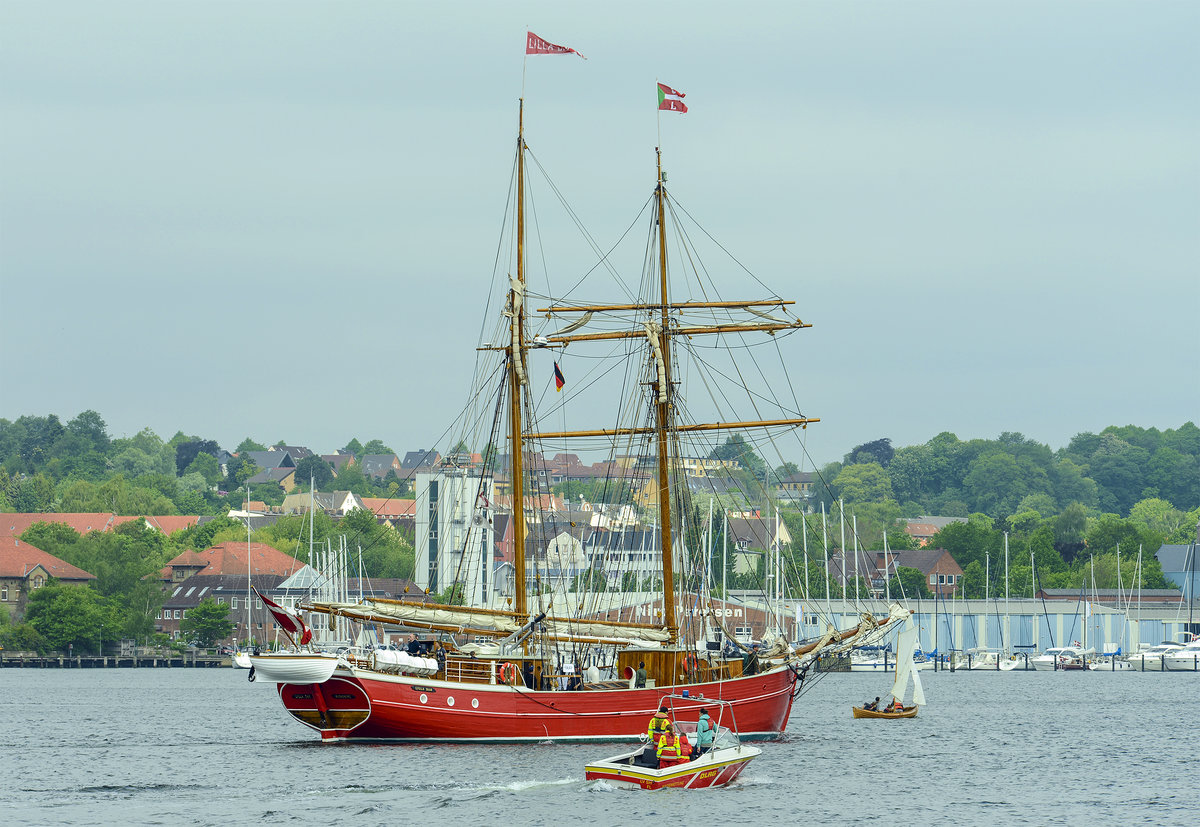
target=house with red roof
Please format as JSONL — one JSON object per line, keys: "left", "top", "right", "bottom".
{"left": 0, "top": 536, "right": 96, "bottom": 622}
{"left": 1, "top": 513, "right": 121, "bottom": 537}
{"left": 160, "top": 542, "right": 304, "bottom": 585}
{"left": 0, "top": 513, "right": 200, "bottom": 538}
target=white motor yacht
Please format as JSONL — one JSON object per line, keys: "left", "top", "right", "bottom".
{"left": 1162, "top": 637, "right": 1200, "bottom": 671}
{"left": 1126, "top": 641, "right": 1184, "bottom": 671}
{"left": 954, "top": 648, "right": 1002, "bottom": 670}
{"left": 1030, "top": 645, "right": 1094, "bottom": 671}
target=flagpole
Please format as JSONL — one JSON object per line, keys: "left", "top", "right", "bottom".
{"left": 656, "top": 78, "right": 661, "bottom": 152}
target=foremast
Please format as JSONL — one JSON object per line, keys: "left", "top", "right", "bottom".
{"left": 509, "top": 99, "right": 530, "bottom": 617}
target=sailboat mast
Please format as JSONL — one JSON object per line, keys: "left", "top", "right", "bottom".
{"left": 653, "top": 147, "right": 677, "bottom": 636}
{"left": 509, "top": 99, "right": 529, "bottom": 617}
{"left": 1004, "top": 531, "right": 1010, "bottom": 654}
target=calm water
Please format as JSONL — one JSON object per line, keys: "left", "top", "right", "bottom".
{"left": 2, "top": 667, "right": 1196, "bottom": 826}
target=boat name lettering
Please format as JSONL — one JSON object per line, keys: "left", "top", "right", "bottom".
{"left": 291, "top": 693, "right": 313, "bottom": 699}
{"left": 410, "top": 686, "right": 436, "bottom": 693}
{"left": 332, "top": 694, "right": 355, "bottom": 699}
{"left": 630, "top": 605, "right": 741, "bottom": 619}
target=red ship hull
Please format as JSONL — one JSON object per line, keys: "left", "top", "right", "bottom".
{"left": 274, "top": 666, "right": 797, "bottom": 742}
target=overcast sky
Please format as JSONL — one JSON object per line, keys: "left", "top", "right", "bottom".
{"left": 1, "top": 1, "right": 1196, "bottom": 469}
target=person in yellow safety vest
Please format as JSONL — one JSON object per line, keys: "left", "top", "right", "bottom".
{"left": 647, "top": 707, "right": 672, "bottom": 745}
{"left": 656, "top": 726, "right": 681, "bottom": 768}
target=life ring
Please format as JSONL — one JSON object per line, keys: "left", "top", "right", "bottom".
{"left": 683, "top": 653, "right": 698, "bottom": 673}
{"left": 498, "top": 662, "right": 519, "bottom": 685}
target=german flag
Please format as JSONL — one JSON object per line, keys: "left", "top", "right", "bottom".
{"left": 553, "top": 361, "right": 566, "bottom": 392}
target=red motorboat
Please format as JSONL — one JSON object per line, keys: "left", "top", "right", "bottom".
{"left": 584, "top": 697, "right": 761, "bottom": 789}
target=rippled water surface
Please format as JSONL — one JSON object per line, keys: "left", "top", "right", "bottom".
{"left": 2, "top": 667, "right": 1196, "bottom": 825}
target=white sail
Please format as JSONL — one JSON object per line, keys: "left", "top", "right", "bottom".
{"left": 890, "top": 611, "right": 924, "bottom": 706}
{"left": 911, "top": 657, "right": 927, "bottom": 706}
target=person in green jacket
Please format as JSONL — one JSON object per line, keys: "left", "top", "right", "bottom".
{"left": 695, "top": 708, "right": 715, "bottom": 756}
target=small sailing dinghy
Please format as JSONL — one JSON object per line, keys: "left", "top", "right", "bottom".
{"left": 585, "top": 697, "right": 760, "bottom": 790}
{"left": 246, "top": 587, "right": 343, "bottom": 684}
{"left": 853, "top": 609, "right": 926, "bottom": 720}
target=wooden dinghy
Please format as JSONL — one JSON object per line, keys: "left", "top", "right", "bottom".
{"left": 853, "top": 611, "right": 925, "bottom": 720}
{"left": 852, "top": 704, "right": 917, "bottom": 719}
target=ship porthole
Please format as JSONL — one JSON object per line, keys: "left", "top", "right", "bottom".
{"left": 447, "top": 696, "right": 455, "bottom": 707}
{"left": 419, "top": 694, "right": 428, "bottom": 704}
{"left": 471, "top": 698, "right": 479, "bottom": 708}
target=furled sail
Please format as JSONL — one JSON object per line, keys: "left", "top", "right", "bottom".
{"left": 314, "top": 599, "right": 523, "bottom": 634}
{"left": 308, "top": 597, "right": 671, "bottom": 646}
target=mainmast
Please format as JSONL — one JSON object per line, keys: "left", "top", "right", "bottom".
{"left": 509, "top": 99, "right": 529, "bottom": 616}
{"left": 654, "top": 147, "right": 677, "bottom": 637}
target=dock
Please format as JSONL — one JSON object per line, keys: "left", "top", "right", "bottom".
{"left": 0, "top": 652, "right": 228, "bottom": 668}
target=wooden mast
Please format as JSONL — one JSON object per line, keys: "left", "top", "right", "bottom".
{"left": 654, "top": 147, "right": 677, "bottom": 638}
{"left": 510, "top": 99, "right": 529, "bottom": 617}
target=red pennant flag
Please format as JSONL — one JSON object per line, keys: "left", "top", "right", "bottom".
{"left": 527, "top": 31, "right": 586, "bottom": 59}
{"left": 253, "top": 586, "right": 313, "bottom": 645}
{"left": 657, "top": 82, "right": 688, "bottom": 113}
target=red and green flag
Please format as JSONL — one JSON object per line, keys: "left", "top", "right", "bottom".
{"left": 657, "top": 82, "right": 687, "bottom": 113}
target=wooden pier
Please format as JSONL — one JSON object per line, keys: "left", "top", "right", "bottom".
{"left": 0, "top": 652, "right": 228, "bottom": 668}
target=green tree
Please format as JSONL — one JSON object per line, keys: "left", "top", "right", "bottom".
{"left": 236, "top": 437, "right": 266, "bottom": 454}
{"left": 175, "top": 439, "right": 220, "bottom": 475}
{"left": 185, "top": 452, "right": 222, "bottom": 486}
{"left": 24, "top": 582, "right": 115, "bottom": 653}
{"left": 1088, "top": 435, "right": 1150, "bottom": 515}
{"left": 361, "top": 439, "right": 395, "bottom": 456}
{"left": 294, "top": 455, "right": 335, "bottom": 490}
{"left": 710, "top": 433, "right": 767, "bottom": 480}
{"left": 831, "top": 462, "right": 894, "bottom": 504}
{"left": 887, "top": 566, "right": 932, "bottom": 599}
{"left": 225, "top": 454, "right": 258, "bottom": 489}
{"left": 1048, "top": 458, "right": 1099, "bottom": 511}
{"left": 435, "top": 583, "right": 466, "bottom": 605}
{"left": 181, "top": 598, "right": 235, "bottom": 646}
{"left": 66, "top": 410, "right": 110, "bottom": 454}
{"left": 339, "top": 507, "right": 416, "bottom": 579}
{"left": 844, "top": 438, "right": 894, "bottom": 468}
{"left": 1053, "top": 503, "right": 1089, "bottom": 563}
{"left": 571, "top": 567, "right": 608, "bottom": 593}
{"left": 1128, "top": 497, "right": 1187, "bottom": 537}
{"left": 959, "top": 560, "right": 984, "bottom": 598}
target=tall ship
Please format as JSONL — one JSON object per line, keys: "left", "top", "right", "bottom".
{"left": 250, "top": 79, "right": 897, "bottom": 742}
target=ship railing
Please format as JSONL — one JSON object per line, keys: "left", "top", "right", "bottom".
{"left": 443, "top": 656, "right": 497, "bottom": 685}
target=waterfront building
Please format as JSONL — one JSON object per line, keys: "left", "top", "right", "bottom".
{"left": 0, "top": 536, "right": 96, "bottom": 622}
